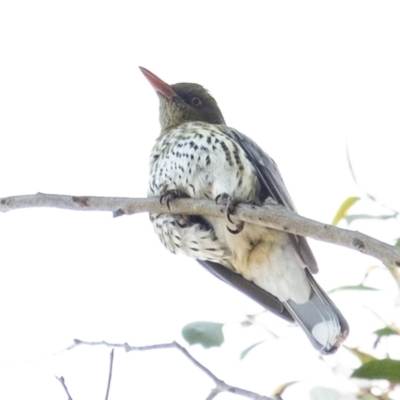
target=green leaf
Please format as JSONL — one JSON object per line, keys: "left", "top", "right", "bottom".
{"left": 373, "top": 327, "right": 399, "bottom": 348}
{"left": 374, "top": 327, "right": 399, "bottom": 337}
{"left": 352, "top": 359, "right": 400, "bottom": 382}
{"left": 395, "top": 238, "right": 400, "bottom": 247}
{"left": 328, "top": 284, "right": 378, "bottom": 294}
{"left": 182, "top": 321, "right": 224, "bottom": 348}
{"left": 345, "top": 213, "right": 396, "bottom": 225}
{"left": 346, "top": 347, "right": 377, "bottom": 364}
{"left": 239, "top": 341, "right": 264, "bottom": 360}
{"left": 332, "top": 196, "right": 360, "bottom": 225}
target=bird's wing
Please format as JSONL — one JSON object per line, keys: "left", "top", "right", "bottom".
{"left": 226, "top": 127, "right": 318, "bottom": 273}
{"left": 196, "top": 125, "right": 318, "bottom": 323}
{"left": 197, "top": 259, "right": 294, "bottom": 322}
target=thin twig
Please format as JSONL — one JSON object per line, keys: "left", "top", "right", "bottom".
{"left": 1, "top": 193, "right": 400, "bottom": 267}
{"left": 55, "top": 376, "right": 73, "bottom": 400}
{"left": 206, "top": 388, "right": 220, "bottom": 399}
{"left": 69, "top": 339, "right": 273, "bottom": 400}
{"left": 104, "top": 349, "right": 114, "bottom": 400}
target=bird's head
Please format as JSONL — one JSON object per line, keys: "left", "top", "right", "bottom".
{"left": 140, "top": 67, "right": 226, "bottom": 133}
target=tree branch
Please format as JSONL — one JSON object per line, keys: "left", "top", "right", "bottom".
{"left": 69, "top": 339, "right": 273, "bottom": 400}
{"left": 104, "top": 349, "right": 114, "bottom": 400}
{"left": 1, "top": 192, "right": 399, "bottom": 267}
{"left": 55, "top": 376, "right": 73, "bottom": 400}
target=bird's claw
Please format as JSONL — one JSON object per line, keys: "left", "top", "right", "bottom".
{"left": 160, "top": 189, "right": 185, "bottom": 211}
{"left": 215, "top": 193, "right": 245, "bottom": 234}
{"left": 227, "top": 221, "right": 245, "bottom": 234}
{"left": 215, "top": 193, "right": 230, "bottom": 205}
{"left": 176, "top": 215, "right": 190, "bottom": 228}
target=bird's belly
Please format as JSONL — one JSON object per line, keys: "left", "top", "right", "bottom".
{"left": 148, "top": 123, "right": 258, "bottom": 267}
{"left": 208, "top": 216, "right": 310, "bottom": 303}
{"left": 148, "top": 122, "right": 309, "bottom": 303}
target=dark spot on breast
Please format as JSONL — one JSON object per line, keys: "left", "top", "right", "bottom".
{"left": 232, "top": 143, "right": 242, "bottom": 166}
{"left": 220, "top": 141, "right": 232, "bottom": 165}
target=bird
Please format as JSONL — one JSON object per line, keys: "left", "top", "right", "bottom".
{"left": 140, "top": 66, "right": 349, "bottom": 354}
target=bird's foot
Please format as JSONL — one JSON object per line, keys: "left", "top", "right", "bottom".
{"left": 215, "top": 193, "right": 245, "bottom": 234}
{"left": 160, "top": 189, "right": 186, "bottom": 211}
{"left": 174, "top": 215, "right": 190, "bottom": 228}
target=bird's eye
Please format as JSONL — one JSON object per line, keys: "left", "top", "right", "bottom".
{"left": 191, "top": 97, "right": 203, "bottom": 107}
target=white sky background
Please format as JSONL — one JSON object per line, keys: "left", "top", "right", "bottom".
{"left": 1, "top": 1, "right": 400, "bottom": 399}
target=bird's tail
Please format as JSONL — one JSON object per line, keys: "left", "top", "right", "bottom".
{"left": 284, "top": 270, "right": 349, "bottom": 354}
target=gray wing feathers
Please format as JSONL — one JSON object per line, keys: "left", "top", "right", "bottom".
{"left": 195, "top": 126, "right": 348, "bottom": 353}
{"left": 227, "top": 128, "right": 318, "bottom": 273}
{"left": 197, "top": 260, "right": 294, "bottom": 322}
{"left": 284, "top": 270, "right": 349, "bottom": 354}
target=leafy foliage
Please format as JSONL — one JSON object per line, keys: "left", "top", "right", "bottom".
{"left": 328, "top": 284, "right": 379, "bottom": 294}
{"left": 373, "top": 327, "right": 400, "bottom": 348}
{"left": 181, "top": 321, "right": 224, "bottom": 348}
{"left": 239, "top": 341, "right": 265, "bottom": 360}
{"left": 332, "top": 196, "right": 360, "bottom": 225}
{"left": 352, "top": 359, "right": 400, "bottom": 383}
{"left": 345, "top": 347, "right": 377, "bottom": 365}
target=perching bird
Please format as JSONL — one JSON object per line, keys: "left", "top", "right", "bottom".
{"left": 140, "top": 67, "right": 349, "bottom": 354}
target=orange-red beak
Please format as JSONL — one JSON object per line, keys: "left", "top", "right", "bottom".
{"left": 139, "top": 67, "right": 177, "bottom": 100}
